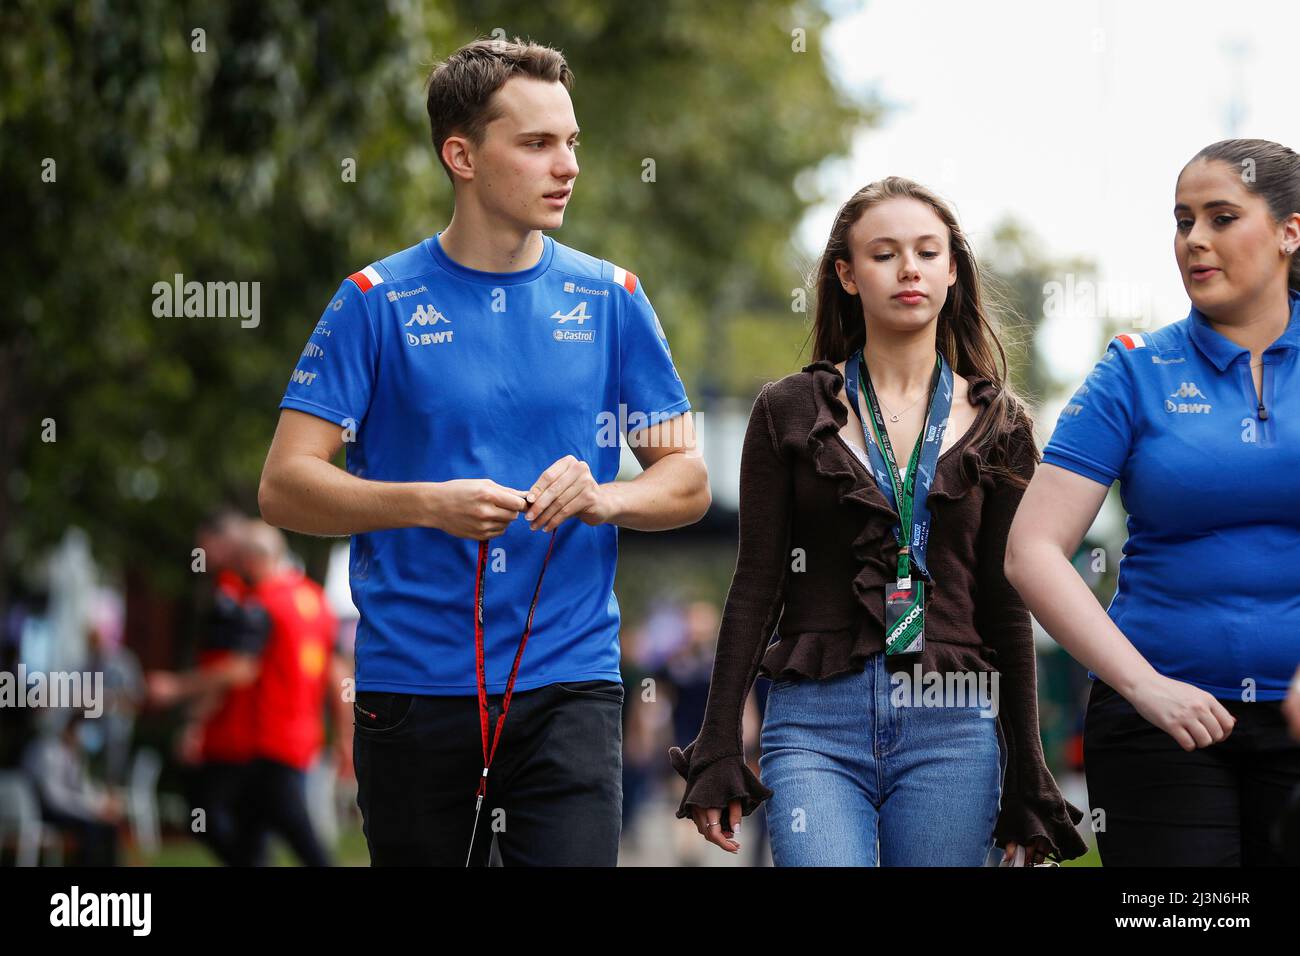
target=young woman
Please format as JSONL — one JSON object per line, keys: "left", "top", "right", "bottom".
{"left": 1006, "top": 138, "right": 1300, "bottom": 866}
{"left": 669, "top": 177, "right": 1087, "bottom": 866}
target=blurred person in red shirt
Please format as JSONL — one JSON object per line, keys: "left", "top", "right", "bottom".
{"left": 148, "top": 509, "right": 268, "bottom": 865}
{"left": 237, "top": 520, "right": 350, "bottom": 866}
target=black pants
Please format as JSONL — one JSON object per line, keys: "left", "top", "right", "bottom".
{"left": 42, "top": 808, "right": 119, "bottom": 867}
{"left": 1084, "top": 678, "right": 1300, "bottom": 866}
{"left": 240, "top": 757, "right": 331, "bottom": 867}
{"left": 353, "top": 679, "right": 624, "bottom": 866}
{"left": 185, "top": 760, "right": 253, "bottom": 866}
{"left": 186, "top": 758, "right": 330, "bottom": 866}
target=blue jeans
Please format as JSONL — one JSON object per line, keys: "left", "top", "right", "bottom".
{"left": 760, "top": 652, "right": 1005, "bottom": 866}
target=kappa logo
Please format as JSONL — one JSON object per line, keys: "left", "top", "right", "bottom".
{"left": 552, "top": 301, "right": 592, "bottom": 324}
{"left": 1165, "top": 381, "right": 1211, "bottom": 414}
{"left": 405, "top": 304, "right": 453, "bottom": 347}
{"left": 406, "top": 304, "right": 449, "bottom": 327}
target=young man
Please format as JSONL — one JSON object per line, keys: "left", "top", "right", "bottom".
{"left": 258, "top": 37, "right": 708, "bottom": 866}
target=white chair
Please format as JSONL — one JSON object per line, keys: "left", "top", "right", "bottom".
{"left": 127, "top": 748, "right": 162, "bottom": 857}
{"left": 304, "top": 756, "right": 339, "bottom": 848}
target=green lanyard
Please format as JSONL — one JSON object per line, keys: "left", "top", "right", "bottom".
{"left": 858, "top": 357, "right": 936, "bottom": 586}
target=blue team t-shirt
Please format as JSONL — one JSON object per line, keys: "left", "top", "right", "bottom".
{"left": 279, "top": 233, "right": 691, "bottom": 695}
{"left": 1042, "top": 289, "right": 1300, "bottom": 700}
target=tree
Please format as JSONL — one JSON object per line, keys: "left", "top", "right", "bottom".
{"left": 1, "top": 0, "right": 869, "bottom": 612}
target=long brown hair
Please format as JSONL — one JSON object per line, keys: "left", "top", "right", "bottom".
{"left": 809, "top": 176, "right": 1033, "bottom": 486}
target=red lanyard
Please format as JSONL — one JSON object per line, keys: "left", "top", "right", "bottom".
{"left": 466, "top": 528, "right": 558, "bottom": 865}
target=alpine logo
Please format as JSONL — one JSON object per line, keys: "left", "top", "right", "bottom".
{"left": 1165, "top": 382, "right": 1211, "bottom": 413}
{"left": 552, "top": 301, "right": 592, "bottom": 324}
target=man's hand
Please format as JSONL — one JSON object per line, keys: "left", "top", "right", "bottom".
{"left": 431, "top": 479, "right": 530, "bottom": 540}
{"left": 524, "top": 455, "right": 613, "bottom": 532}
{"left": 146, "top": 671, "right": 184, "bottom": 709}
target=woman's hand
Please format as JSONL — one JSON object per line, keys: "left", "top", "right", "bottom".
{"left": 1001, "top": 836, "right": 1054, "bottom": 866}
{"left": 1126, "top": 673, "right": 1236, "bottom": 750}
{"left": 689, "top": 799, "right": 742, "bottom": 853}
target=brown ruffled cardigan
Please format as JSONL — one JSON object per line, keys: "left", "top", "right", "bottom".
{"left": 668, "top": 359, "right": 1089, "bottom": 861}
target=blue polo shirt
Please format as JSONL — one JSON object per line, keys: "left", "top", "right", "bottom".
{"left": 1042, "top": 290, "right": 1300, "bottom": 701}
{"left": 279, "top": 233, "right": 691, "bottom": 694}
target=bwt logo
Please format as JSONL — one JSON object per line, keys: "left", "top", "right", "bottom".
{"left": 290, "top": 369, "right": 318, "bottom": 386}
{"left": 407, "top": 331, "right": 453, "bottom": 346}
{"left": 405, "top": 305, "right": 453, "bottom": 346}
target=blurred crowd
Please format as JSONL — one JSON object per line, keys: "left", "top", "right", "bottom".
{"left": 1, "top": 525, "right": 1093, "bottom": 867}
{"left": 0, "top": 511, "right": 353, "bottom": 866}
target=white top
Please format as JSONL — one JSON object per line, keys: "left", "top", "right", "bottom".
{"left": 847, "top": 440, "right": 909, "bottom": 483}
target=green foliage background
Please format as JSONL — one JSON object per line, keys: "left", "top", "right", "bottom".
{"left": 2, "top": 0, "right": 872, "bottom": 601}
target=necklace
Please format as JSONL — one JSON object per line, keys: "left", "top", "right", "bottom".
{"left": 875, "top": 388, "right": 929, "bottom": 423}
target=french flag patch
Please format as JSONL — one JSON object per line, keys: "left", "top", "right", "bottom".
{"left": 347, "top": 265, "right": 385, "bottom": 293}
{"left": 611, "top": 265, "right": 638, "bottom": 295}
{"left": 1114, "top": 332, "right": 1147, "bottom": 350}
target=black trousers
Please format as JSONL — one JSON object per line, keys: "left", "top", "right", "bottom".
{"left": 353, "top": 679, "right": 624, "bottom": 866}
{"left": 42, "top": 808, "right": 119, "bottom": 867}
{"left": 240, "top": 757, "right": 332, "bottom": 867}
{"left": 1083, "top": 678, "right": 1300, "bottom": 866}
{"left": 186, "top": 758, "right": 331, "bottom": 866}
{"left": 185, "top": 760, "right": 252, "bottom": 866}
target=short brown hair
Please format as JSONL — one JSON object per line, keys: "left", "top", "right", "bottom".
{"left": 425, "top": 37, "right": 574, "bottom": 183}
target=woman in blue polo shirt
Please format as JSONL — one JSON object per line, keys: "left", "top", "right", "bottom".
{"left": 1006, "top": 138, "right": 1300, "bottom": 866}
